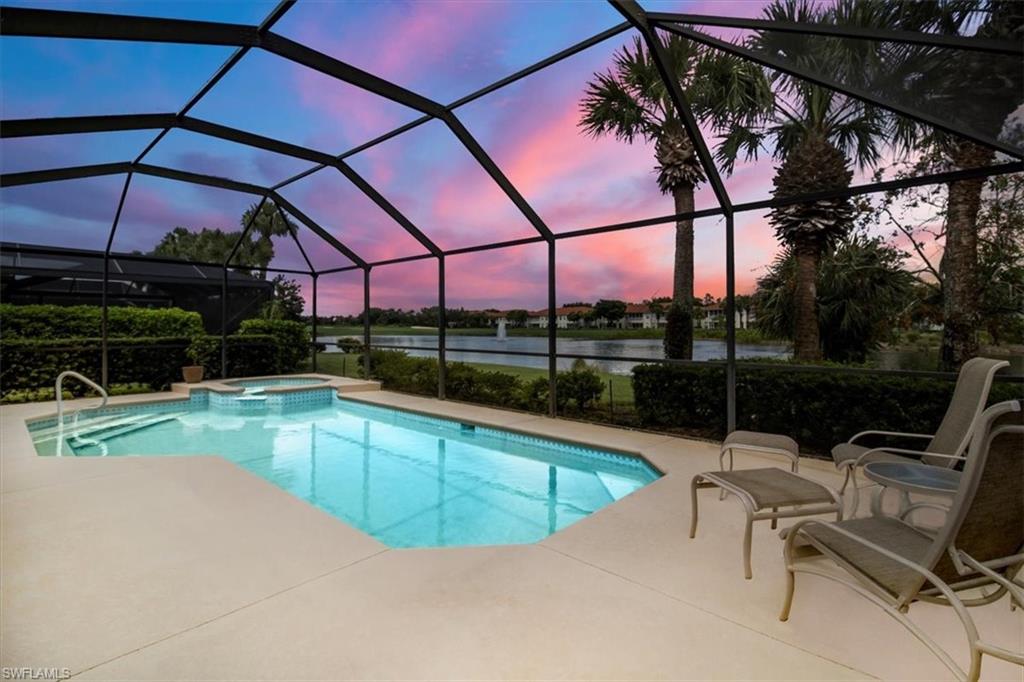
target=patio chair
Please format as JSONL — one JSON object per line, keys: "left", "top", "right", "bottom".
{"left": 781, "top": 400, "right": 1023, "bottom": 682}
{"left": 832, "top": 356, "right": 1009, "bottom": 514}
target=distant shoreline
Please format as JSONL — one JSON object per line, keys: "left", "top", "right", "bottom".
{"left": 312, "top": 325, "right": 784, "bottom": 344}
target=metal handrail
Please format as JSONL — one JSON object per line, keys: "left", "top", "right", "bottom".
{"left": 55, "top": 371, "right": 108, "bottom": 457}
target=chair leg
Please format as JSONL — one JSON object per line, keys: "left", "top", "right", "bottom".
{"left": 771, "top": 507, "right": 778, "bottom": 530}
{"left": 847, "top": 467, "right": 862, "bottom": 518}
{"left": 689, "top": 476, "right": 700, "bottom": 539}
{"left": 779, "top": 567, "right": 795, "bottom": 621}
{"left": 870, "top": 486, "right": 886, "bottom": 517}
{"left": 743, "top": 513, "right": 754, "bottom": 580}
{"left": 719, "top": 448, "right": 732, "bottom": 500}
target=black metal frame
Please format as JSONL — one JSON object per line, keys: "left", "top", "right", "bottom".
{"left": 1, "top": 0, "right": 1020, "bottom": 422}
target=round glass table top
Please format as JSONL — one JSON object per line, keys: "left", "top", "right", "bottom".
{"left": 863, "top": 461, "right": 961, "bottom": 495}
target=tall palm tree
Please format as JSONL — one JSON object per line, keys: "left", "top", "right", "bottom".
{"left": 580, "top": 35, "right": 771, "bottom": 359}
{"left": 715, "top": 0, "right": 910, "bottom": 362}
{"left": 920, "top": 1, "right": 1023, "bottom": 369}
{"left": 240, "top": 200, "right": 297, "bottom": 280}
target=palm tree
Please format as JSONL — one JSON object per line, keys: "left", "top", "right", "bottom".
{"left": 754, "top": 234, "right": 913, "bottom": 362}
{"left": 240, "top": 200, "right": 297, "bottom": 280}
{"left": 921, "top": 1, "right": 1022, "bottom": 369}
{"left": 580, "top": 35, "right": 771, "bottom": 359}
{"left": 715, "top": 0, "right": 907, "bottom": 362}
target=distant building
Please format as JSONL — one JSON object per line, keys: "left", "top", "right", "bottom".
{"left": 526, "top": 305, "right": 594, "bottom": 329}
{"left": 622, "top": 303, "right": 667, "bottom": 329}
{"left": 699, "top": 304, "right": 756, "bottom": 330}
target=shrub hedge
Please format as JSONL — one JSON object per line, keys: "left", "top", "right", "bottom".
{"left": 0, "top": 304, "right": 204, "bottom": 338}
{"left": 632, "top": 363, "right": 1023, "bottom": 454}
{"left": 0, "top": 309, "right": 313, "bottom": 402}
{"left": 0, "top": 334, "right": 285, "bottom": 399}
{"left": 367, "top": 349, "right": 605, "bottom": 413}
{"left": 237, "top": 319, "right": 309, "bottom": 372}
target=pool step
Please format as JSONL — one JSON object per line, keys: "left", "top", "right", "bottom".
{"left": 73, "top": 412, "right": 187, "bottom": 444}
{"left": 33, "top": 412, "right": 187, "bottom": 445}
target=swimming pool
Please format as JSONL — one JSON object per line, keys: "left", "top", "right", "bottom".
{"left": 29, "top": 395, "right": 659, "bottom": 547}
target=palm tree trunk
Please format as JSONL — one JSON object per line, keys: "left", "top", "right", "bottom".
{"left": 939, "top": 141, "right": 991, "bottom": 371}
{"left": 793, "top": 244, "right": 821, "bottom": 362}
{"left": 671, "top": 183, "right": 695, "bottom": 360}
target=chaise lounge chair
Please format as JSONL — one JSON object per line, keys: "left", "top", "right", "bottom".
{"left": 832, "top": 356, "right": 1008, "bottom": 514}
{"left": 781, "top": 400, "right": 1023, "bottom": 682}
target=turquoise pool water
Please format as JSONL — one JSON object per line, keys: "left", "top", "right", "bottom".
{"left": 30, "top": 397, "right": 659, "bottom": 547}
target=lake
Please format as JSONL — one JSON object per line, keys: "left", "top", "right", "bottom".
{"left": 317, "top": 333, "right": 1024, "bottom": 375}
{"left": 317, "top": 334, "right": 790, "bottom": 374}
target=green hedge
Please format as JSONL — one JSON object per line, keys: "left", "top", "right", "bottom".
{"left": 632, "top": 363, "right": 1023, "bottom": 454}
{"left": 367, "top": 350, "right": 604, "bottom": 413}
{"left": 0, "top": 304, "right": 204, "bottom": 339}
{"left": 237, "top": 319, "right": 309, "bottom": 372}
{"left": 1, "top": 334, "right": 283, "bottom": 399}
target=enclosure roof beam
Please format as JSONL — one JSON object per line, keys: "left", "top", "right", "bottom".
{"left": 132, "top": 1, "right": 294, "bottom": 164}
{"left": 187, "top": 117, "right": 444, "bottom": 257}
{"left": 0, "top": 161, "right": 369, "bottom": 270}
{"left": 556, "top": 159, "right": 1024, "bottom": 240}
{"left": 0, "top": 162, "right": 132, "bottom": 187}
{"left": 734, "top": 160, "right": 1024, "bottom": 213}
{"left": 0, "top": 7, "right": 261, "bottom": 45}
{"left": 0, "top": 113, "right": 177, "bottom": 137}
{"left": 133, "top": 163, "right": 268, "bottom": 194}
{"left": 647, "top": 12, "right": 1024, "bottom": 56}
{"left": 1, "top": 241, "right": 313, "bottom": 276}
{"left": 660, "top": 22, "right": 1024, "bottom": 160}
{"left": 611, "top": 0, "right": 733, "bottom": 213}
{"left": 271, "top": 21, "right": 631, "bottom": 192}
{"left": 0, "top": 112, "right": 440, "bottom": 257}
{"left": 1, "top": 6, "right": 552, "bottom": 243}
{"left": 259, "top": 33, "right": 444, "bottom": 117}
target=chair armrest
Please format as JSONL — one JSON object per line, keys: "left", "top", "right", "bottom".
{"left": 852, "top": 446, "right": 934, "bottom": 468}
{"left": 849, "top": 430, "right": 934, "bottom": 445}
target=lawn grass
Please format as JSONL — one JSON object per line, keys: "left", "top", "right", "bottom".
{"left": 307, "top": 352, "right": 635, "bottom": 404}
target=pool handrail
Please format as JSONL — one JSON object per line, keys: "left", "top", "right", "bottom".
{"left": 55, "top": 371, "right": 108, "bottom": 456}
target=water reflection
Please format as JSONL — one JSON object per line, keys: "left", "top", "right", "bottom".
{"left": 318, "top": 333, "right": 1023, "bottom": 374}
{"left": 318, "top": 334, "right": 790, "bottom": 375}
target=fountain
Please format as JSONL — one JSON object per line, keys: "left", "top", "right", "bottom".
{"left": 496, "top": 319, "right": 507, "bottom": 342}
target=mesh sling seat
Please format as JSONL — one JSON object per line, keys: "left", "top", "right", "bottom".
{"left": 832, "top": 357, "right": 1009, "bottom": 514}
{"left": 781, "top": 400, "right": 1024, "bottom": 682}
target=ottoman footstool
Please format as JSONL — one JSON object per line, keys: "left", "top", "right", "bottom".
{"left": 690, "top": 467, "right": 842, "bottom": 579}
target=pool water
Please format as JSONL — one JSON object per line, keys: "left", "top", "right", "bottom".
{"left": 227, "top": 377, "right": 326, "bottom": 392}
{"left": 32, "top": 398, "right": 659, "bottom": 547}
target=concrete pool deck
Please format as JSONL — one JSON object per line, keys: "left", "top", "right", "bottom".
{"left": 1, "top": 389, "right": 1021, "bottom": 680}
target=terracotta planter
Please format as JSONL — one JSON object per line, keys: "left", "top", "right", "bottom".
{"left": 182, "top": 365, "right": 205, "bottom": 384}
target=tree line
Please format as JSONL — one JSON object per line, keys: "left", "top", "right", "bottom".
{"left": 580, "top": 0, "right": 1022, "bottom": 370}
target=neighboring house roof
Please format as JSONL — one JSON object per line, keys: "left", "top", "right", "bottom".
{"left": 527, "top": 305, "right": 593, "bottom": 317}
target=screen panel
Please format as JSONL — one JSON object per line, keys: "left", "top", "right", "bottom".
{"left": 1, "top": 131, "right": 154, "bottom": 174}
{"left": 188, "top": 49, "right": 422, "bottom": 167}
{"left": 0, "top": 37, "right": 234, "bottom": 119}
{"left": 456, "top": 28, "right": 722, "bottom": 235}
{"left": 345, "top": 119, "right": 540, "bottom": 251}
{"left": 272, "top": 0, "right": 625, "bottom": 105}
{"left": 110, "top": 173, "right": 259, "bottom": 263}
{"left": 143, "top": 129, "right": 317, "bottom": 187}
{"left": 277, "top": 167, "right": 430, "bottom": 264}
{"left": 1, "top": 174, "right": 127, "bottom": 250}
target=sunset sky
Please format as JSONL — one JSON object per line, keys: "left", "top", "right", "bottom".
{"left": 0, "top": 0, "right": 955, "bottom": 314}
